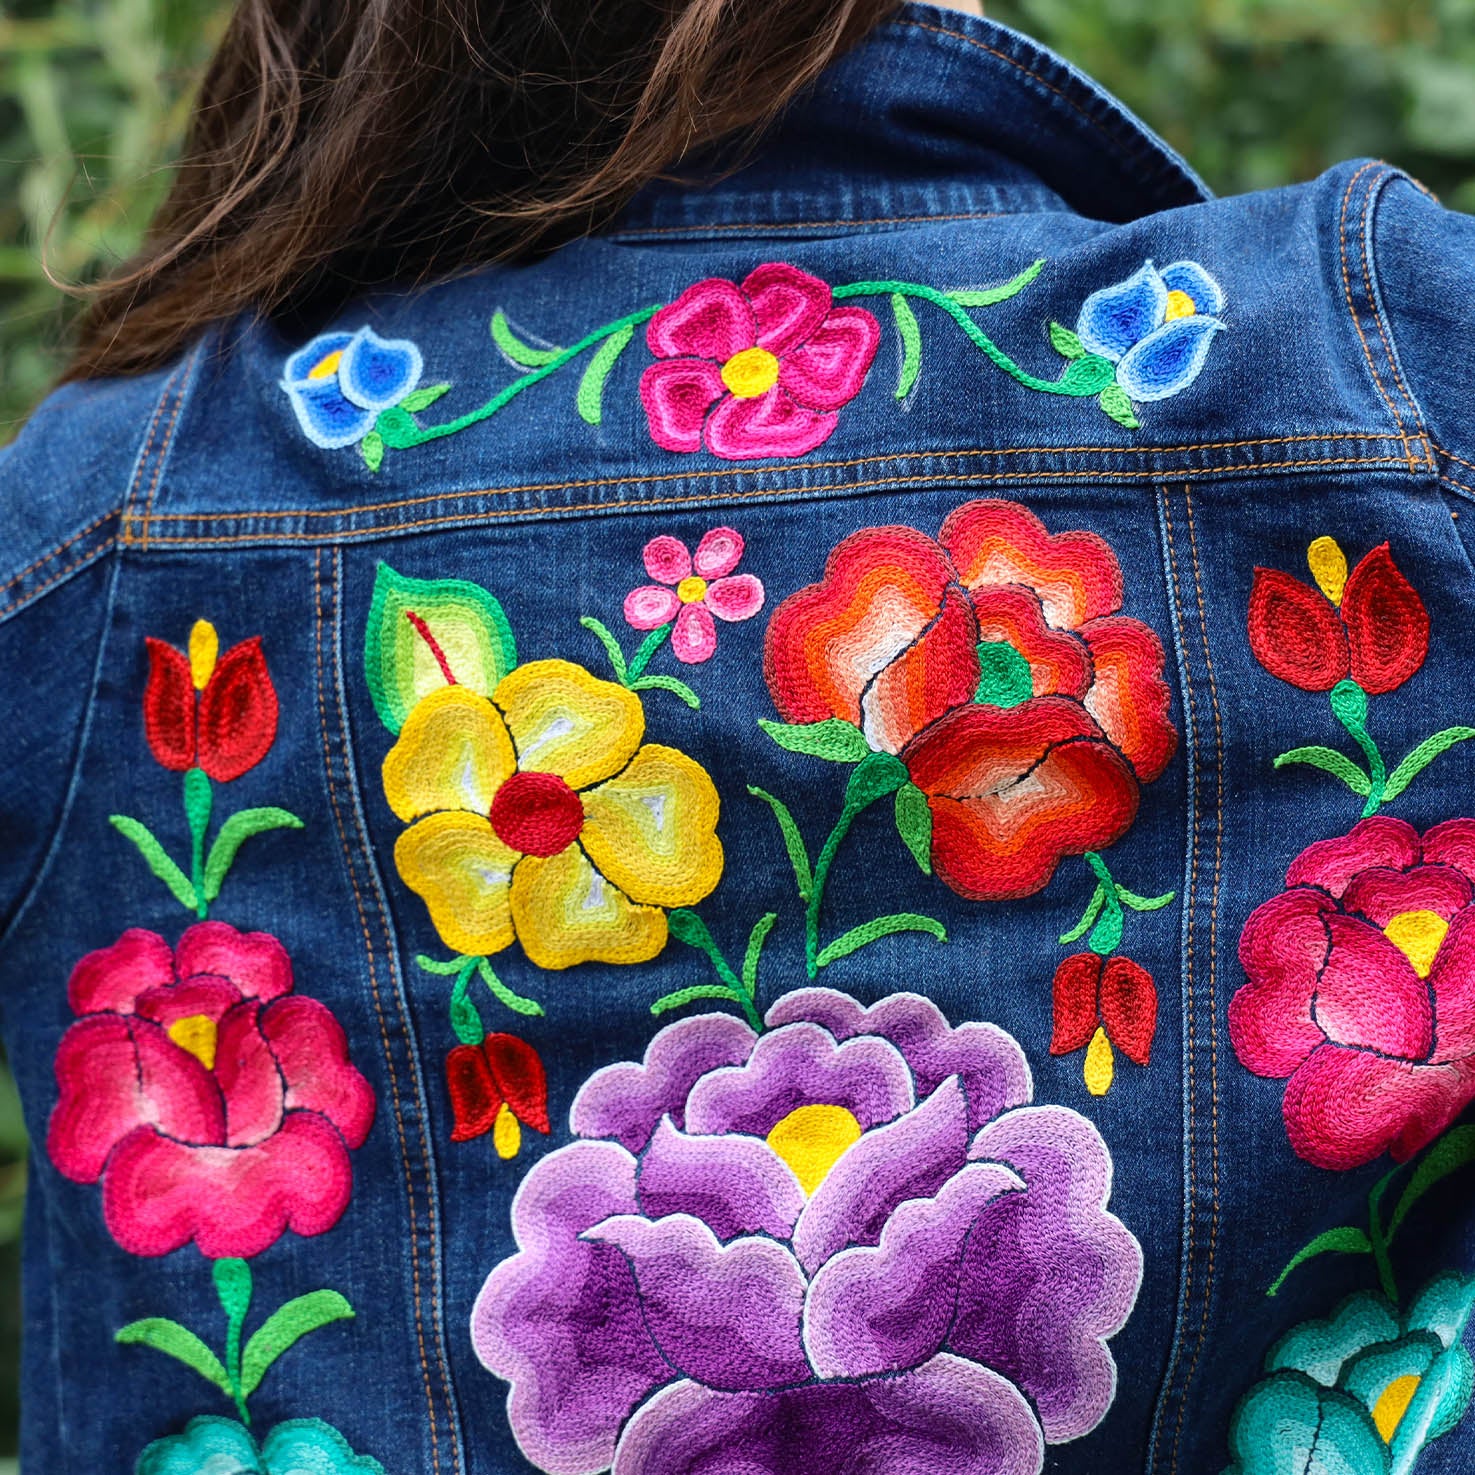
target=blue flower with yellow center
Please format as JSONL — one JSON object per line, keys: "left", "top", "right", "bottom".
{"left": 135, "top": 1415, "right": 386, "bottom": 1474}
{"left": 282, "top": 326, "right": 424, "bottom": 449}
{"left": 1075, "top": 259, "right": 1225, "bottom": 404}
{"left": 1225, "top": 1273, "right": 1475, "bottom": 1475}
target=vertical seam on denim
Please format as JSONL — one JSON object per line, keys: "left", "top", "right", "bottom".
{"left": 1146, "top": 485, "right": 1200, "bottom": 1475}
{"left": 313, "top": 547, "right": 444, "bottom": 1470}
{"left": 139, "top": 336, "right": 206, "bottom": 551}
{"left": 327, "top": 544, "right": 466, "bottom": 1471}
{"left": 1166, "top": 483, "right": 1225, "bottom": 1474}
{"left": 1339, "top": 163, "right": 1418, "bottom": 472}
{"left": 119, "top": 366, "right": 175, "bottom": 546}
{"left": 0, "top": 545, "right": 123, "bottom": 966}
{"left": 1360, "top": 172, "right": 1435, "bottom": 472}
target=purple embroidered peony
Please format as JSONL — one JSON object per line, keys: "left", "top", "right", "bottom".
{"left": 471, "top": 990, "right": 1142, "bottom": 1475}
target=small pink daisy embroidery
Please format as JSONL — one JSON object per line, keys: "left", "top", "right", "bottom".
{"left": 624, "top": 527, "right": 765, "bottom": 663}
{"left": 639, "top": 263, "right": 880, "bottom": 461}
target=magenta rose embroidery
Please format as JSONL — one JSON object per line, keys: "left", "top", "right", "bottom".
{"left": 1231, "top": 816, "right": 1475, "bottom": 1171}
{"left": 472, "top": 989, "right": 1142, "bottom": 1475}
{"left": 47, "top": 922, "right": 376, "bottom": 1258}
{"left": 639, "top": 263, "right": 880, "bottom": 461}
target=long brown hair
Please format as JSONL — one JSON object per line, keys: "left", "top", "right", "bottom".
{"left": 63, "top": 0, "right": 899, "bottom": 382}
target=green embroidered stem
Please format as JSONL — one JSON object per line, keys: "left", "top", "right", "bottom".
{"left": 659, "top": 909, "right": 767, "bottom": 1030}
{"left": 183, "top": 767, "right": 214, "bottom": 919}
{"left": 449, "top": 960, "right": 484, "bottom": 1044}
{"left": 626, "top": 624, "right": 671, "bottom": 682}
{"left": 1367, "top": 1166, "right": 1401, "bottom": 1305}
{"left": 1060, "top": 853, "right": 1177, "bottom": 954}
{"left": 381, "top": 305, "right": 662, "bottom": 450}
{"left": 831, "top": 280, "right": 1113, "bottom": 398}
{"left": 1330, "top": 680, "right": 1386, "bottom": 817}
{"left": 213, "top": 1257, "right": 253, "bottom": 1425}
{"left": 419, "top": 953, "right": 543, "bottom": 1029}
{"left": 478, "top": 957, "right": 545, "bottom": 1017}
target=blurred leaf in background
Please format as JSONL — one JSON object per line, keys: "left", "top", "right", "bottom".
{"left": 1, "top": 0, "right": 223, "bottom": 439}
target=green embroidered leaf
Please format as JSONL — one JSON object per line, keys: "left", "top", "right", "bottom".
{"left": 1388, "top": 1125, "right": 1475, "bottom": 1241}
{"left": 630, "top": 673, "right": 701, "bottom": 708}
{"left": 1087, "top": 895, "right": 1125, "bottom": 956}
{"left": 758, "top": 718, "right": 871, "bottom": 763}
{"left": 1060, "top": 354, "right": 1117, "bottom": 396}
{"left": 973, "top": 640, "right": 1033, "bottom": 708}
{"left": 1059, "top": 885, "right": 1107, "bottom": 945}
{"left": 1273, "top": 745, "right": 1373, "bottom": 796}
{"left": 239, "top": 1290, "right": 355, "bottom": 1400}
{"left": 399, "top": 383, "right": 451, "bottom": 413}
{"left": 579, "top": 616, "right": 629, "bottom": 682}
{"left": 1267, "top": 1226, "right": 1374, "bottom": 1297}
{"left": 816, "top": 913, "right": 948, "bottom": 968}
{"left": 416, "top": 953, "right": 472, "bottom": 976}
{"left": 364, "top": 562, "right": 518, "bottom": 733}
{"left": 1383, "top": 727, "right": 1475, "bottom": 802}
{"left": 747, "top": 786, "right": 813, "bottom": 900}
{"left": 741, "top": 913, "right": 778, "bottom": 999}
{"left": 375, "top": 404, "right": 419, "bottom": 449}
{"left": 490, "top": 310, "right": 562, "bottom": 366}
{"left": 1116, "top": 886, "right": 1177, "bottom": 912}
{"left": 1097, "top": 382, "right": 1141, "bottom": 428}
{"left": 892, "top": 294, "right": 922, "bottom": 399}
{"left": 213, "top": 1256, "right": 253, "bottom": 1326}
{"left": 360, "top": 430, "right": 385, "bottom": 472}
{"left": 945, "top": 259, "right": 1045, "bottom": 308}
{"left": 894, "top": 783, "right": 933, "bottom": 875}
{"left": 1049, "top": 321, "right": 1085, "bottom": 359}
{"left": 202, "top": 807, "right": 304, "bottom": 903}
{"left": 109, "top": 815, "right": 197, "bottom": 910}
{"left": 651, "top": 984, "right": 746, "bottom": 1016}
{"left": 625, "top": 625, "right": 671, "bottom": 682}
{"left": 577, "top": 324, "right": 635, "bottom": 425}
{"left": 667, "top": 909, "right": 742, "bottom": 991}
{"left": 845, "top": 751, "right": 909, "bottom": 810}
{"left": 115, "top": 1318, "right": 231, "bottom": 1394}
{"left": 477, "top": 958, "right": 544, "bottom": 1017}
{"left": 449, "top": 960, "right": 484, "bottom": 1044}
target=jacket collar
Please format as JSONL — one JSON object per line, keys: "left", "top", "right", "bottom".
{"left": 612, "top": 4, "right": 1211, "bottom": 238}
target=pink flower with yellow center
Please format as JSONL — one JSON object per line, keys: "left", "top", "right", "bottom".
{"left": 623, "top": 526, "right": 766, "bottom": 663}
{"left": 384, "top": 659, "right": 724, "bottom": 970}
{"left": 640, "top": 263, "right": 880, "bottom": 461}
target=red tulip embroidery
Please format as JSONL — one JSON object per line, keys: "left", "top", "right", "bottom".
{"left": 1052, "top": 953, "right": 1157, "bottom": 1096}
{"left": 446, "top": 1033, "right": 550, "bottom": 1157}
{"left": 113, "top": 622, "right": 303, "bottom": 916}
{"left": 1248, "top": 537, "right": 1473, "bottom": 815}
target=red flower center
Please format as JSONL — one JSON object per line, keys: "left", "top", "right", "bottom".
{"left": 490, "top": 771, "right": 585, "bottom": 856}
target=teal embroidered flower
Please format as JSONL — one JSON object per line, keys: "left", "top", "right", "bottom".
{"left": 1074, "top": 260, "right": 1225, "bottom": 405}
{"left": 135, "top": 1414, "right": 386, "bottom": 1475}
{"left": 1225, "top": 1273, "right": 1475, "bottom": 1475}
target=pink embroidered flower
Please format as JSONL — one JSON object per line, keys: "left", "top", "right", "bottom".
{"left": 623, "top": 526, "right": 766, "bottom": 663}
{"left": 47, "top": 923, "right": 375, "bottom": 1258}
{"left": 640, "top": 263, "right": 880, "bottom": 461}
{"left": 1230, "top": 817, "right": 1475, "bottom": 1171}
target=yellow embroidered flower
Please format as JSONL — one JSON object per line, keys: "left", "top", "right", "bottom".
{"left": 384, "top": 660, "right": 723, "bottom": 970}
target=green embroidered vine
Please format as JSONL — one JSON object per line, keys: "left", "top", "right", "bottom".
{"left": 650, "top": 910, "right": 777, "bottom": 1031}
{"left": 579, "top": 617, "right": 700, "bottom": 708}
{"left": 417, "top": 953, "right": 545, "bottom": 1036}
{"left": 117, "top": 1257, "right": 354, "bottom": 1426}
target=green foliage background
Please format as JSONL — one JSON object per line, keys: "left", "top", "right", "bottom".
{"left": 1, "top": 0, "right": 1475, "bottom": 1456}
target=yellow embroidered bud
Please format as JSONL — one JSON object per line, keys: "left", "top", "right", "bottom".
{"left": 1164, "top": 289, "right": 1197, "bottom": 322}
{"left": 189, "top": 620, "right": 219, "bottom": 690}
{"left": 493, "top": 1102, "right": 522, "bottom": 1160}
{"left": 1308, "top": 536, "right": 1349, "bottom": 605}
{"left": 1084, "top": 1026, "right": 1115, "bottom": 1096}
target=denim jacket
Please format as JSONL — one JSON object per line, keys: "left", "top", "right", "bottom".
{"left": 6, "top": 7, "right": 1475, "bottom": 1472}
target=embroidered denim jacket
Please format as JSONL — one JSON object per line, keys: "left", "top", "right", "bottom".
{"left": 6, "top": 6, "right": 1475, "bottom": 1472}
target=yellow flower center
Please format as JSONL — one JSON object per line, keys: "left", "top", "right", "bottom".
{"left": 1384, "top": 910, "right": 1449, "bottom": 978}
{"left": 167, "top": 1014, "right": 219, "bottom": 1071}
{"left": 721, "top": 346, "right": 781, "bottom": 399}
{"left": 676, "top": 576, "right": 709, "bottom": 605}
{"left": 188, "top": 619, "right": 219, "bottom": 690}
{"left": 1084, "top": 1025, "right": 1115, "bottom": 1096}
{"left": 1308, "top": 535, "right": 1349, "bottom": 605}
{"left": 766, "top": 1104, "right": 863, "bottom": 1196}
{"left": 308, "top": 348, "right": 344, "bottom": 380}
{"left": 1372, "top": 1374, "right": 1421, "bottom": 1442}
{"left": 493, "top": 1102, "right": 522, "bottom": 1160}
{"left": 1164, "top": 289, "right": 1197, "bottom": 321}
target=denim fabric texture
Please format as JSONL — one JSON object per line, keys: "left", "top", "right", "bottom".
{"left": 5, "top": 6, "right": 1475, "bottom": 1473}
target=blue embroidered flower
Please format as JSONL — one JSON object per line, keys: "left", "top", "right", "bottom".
{"left": 1225, "top": 1273, "right": 1475, "bottom": 1475}
{"left": 1075, "top": 260, "right": 1225, "bottom": 403}
{"left": 135, "top": 1415, "right": 386, "bottom": 1475}
{"left": 282, "top": 327, "right": 425, "bottom": 450}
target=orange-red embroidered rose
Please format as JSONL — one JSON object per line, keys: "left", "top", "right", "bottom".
{"left": 764, "top": 499, "right": 1177, "bottom": 901}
